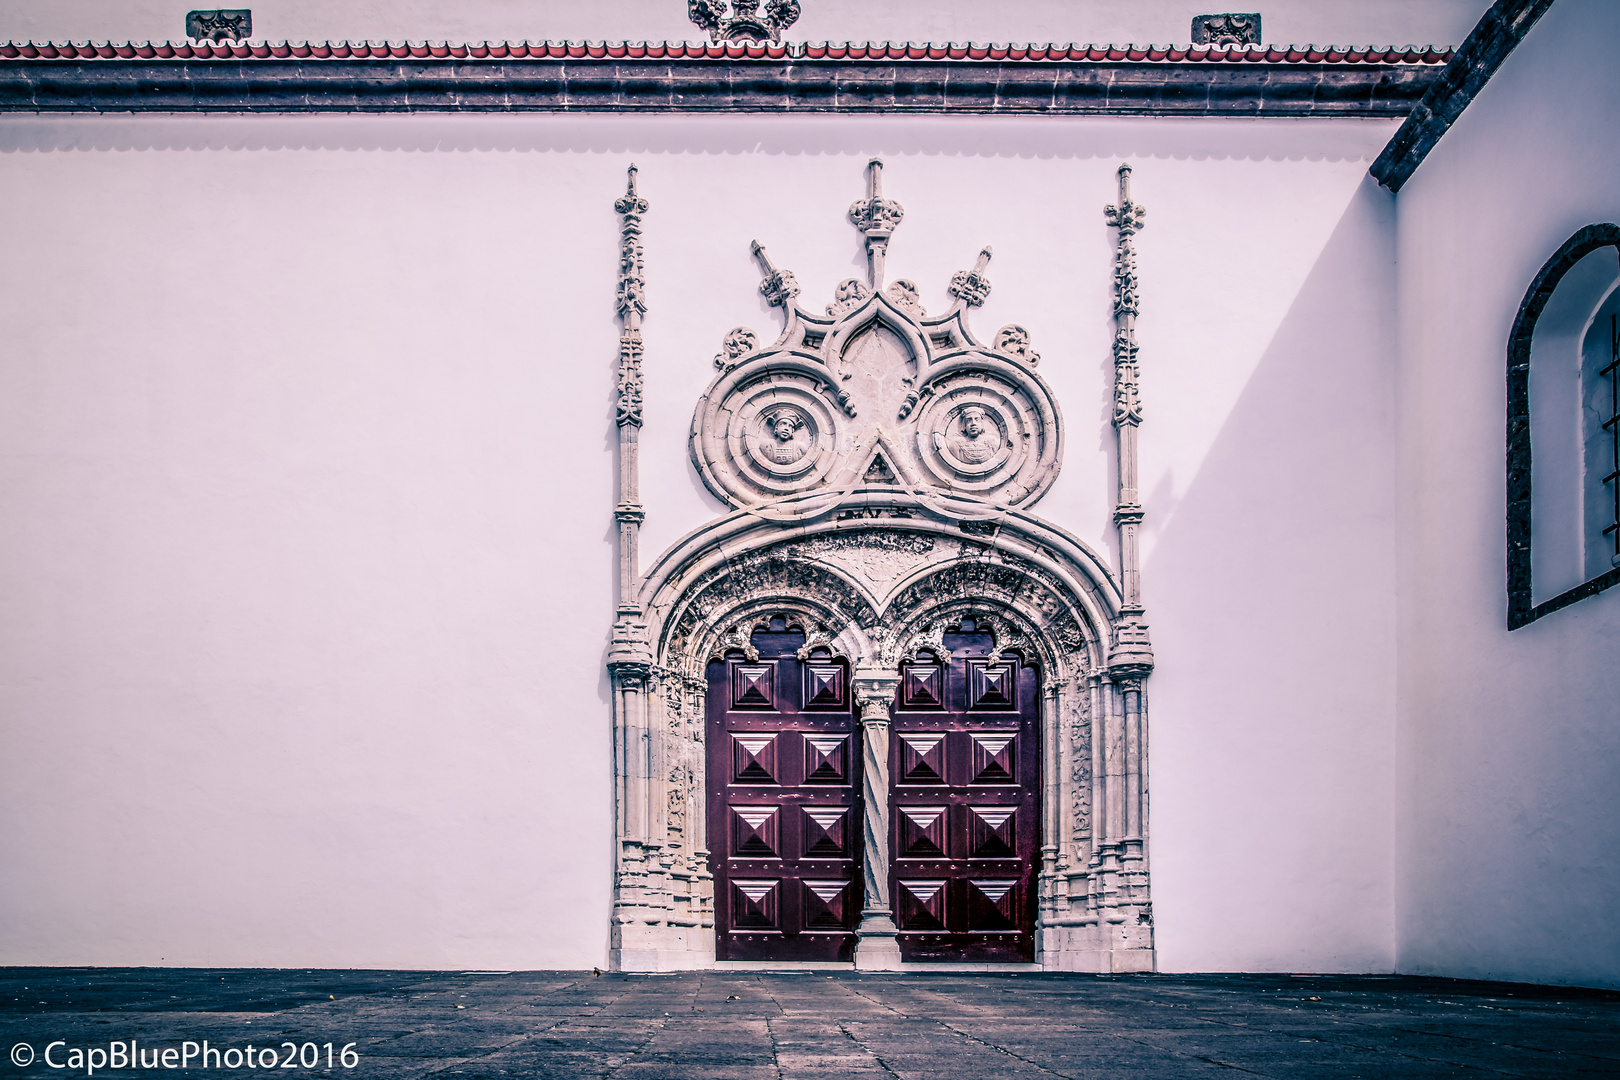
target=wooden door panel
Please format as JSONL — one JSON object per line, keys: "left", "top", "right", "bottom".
{"left": 708, "top": 625, "right": 861, "bottom": 962}
{"left": 891, "top": 626, "right": 1040, "bottom": 963}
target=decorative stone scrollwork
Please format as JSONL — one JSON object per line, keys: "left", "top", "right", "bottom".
{"left": 1191, "top": 12, "right": 1261, "bottom": 46}
{"left": 848, "top": 178, "right": 905, "bottom": 239}
{"left": 714, "top": 326, "right": 759, "bottom": 370}
{"left": 186, "top": 9, "right": 251, "bottom": 42}
{"left": 885, "top": 279, "right": 925, "bottom": 318}
{"left": 617, "top": 330, "right": 645, "bottom": 427}
{"left": 994, "top": 324, "right": 1040, "bottom": 366}
{"left": 688, "top": 0, "right": 800, "bottom": 43}
{"left": 948, "top": 248, "right": 993, "bottom": 308}
{"left": 827, "top": 278, "right": 872, "bottom": 317}
{"left": 707, "top": 622, "right": 761, "bottom": 662}
{"left": 898, "top": 621, "right": 947, "bottom": 664}
{"left": 614, "top": 166, "right": 650, "bottom": 429}
{"left": 690, "top": 159, "right": 1064, "bottom": 517}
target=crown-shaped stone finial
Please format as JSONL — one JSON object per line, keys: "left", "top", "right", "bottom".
{"left": 688, "top": 0, "right": 801, "bottom": 42}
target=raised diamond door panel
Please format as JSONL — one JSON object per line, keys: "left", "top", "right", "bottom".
{"left": 969, "top": 733, "right": 1017, "bottom": 785}
{"left": 890, "top": 622, "right": 1040, "bottom": 962}
{"left": 898, "top": 732, "right": 947, "bottom": 784}
{"left": 967, "top": 659, "right": 1017, "bottom": 710}
{"left": 802, "top": 806, "right": 851, "bottom": 857}
{"left": 804, "top": 664, "right": 847, "bottom": 708}
{"left": 803, "top": 734, "right": 850, "bottom": 784}
{"left": 708, "top": 622, "right": 861, "bottom": 961}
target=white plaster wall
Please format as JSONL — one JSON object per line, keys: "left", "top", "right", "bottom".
{"left": 1394, "top": 0, "right": 1620, "bottom": 990}
{"left": 0, "top": 112, "right": 1400, "bottom": 970}
{"left": 0, "top": 0, "right": 1488, "bottom": 51}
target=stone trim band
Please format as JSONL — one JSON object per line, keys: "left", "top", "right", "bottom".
{"left": 0, "top": 56, "right": 1443, "bottom": 116}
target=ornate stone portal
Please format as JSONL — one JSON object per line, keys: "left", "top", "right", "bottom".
{"left": 607, "top": 161, "right": 1155, "bottom": 972}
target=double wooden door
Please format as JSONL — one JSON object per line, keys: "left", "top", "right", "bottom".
{"left": 708, "top": 620, "right": 1038, "bottom": 963}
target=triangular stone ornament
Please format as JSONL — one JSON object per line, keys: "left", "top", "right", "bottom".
{"left": 864, "top": 453, "right": 897, "bottom": 484}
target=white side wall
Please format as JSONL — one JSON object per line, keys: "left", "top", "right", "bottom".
{"left": 1395, "top": 0, "right": 1620, "bottom": 990}
{"left": 0, "top": 113, "right": 1401, "bottom": 970}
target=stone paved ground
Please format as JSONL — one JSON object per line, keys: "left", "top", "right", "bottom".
{"left": 2, "top": 968, "right": 1617, "bottom": 1079}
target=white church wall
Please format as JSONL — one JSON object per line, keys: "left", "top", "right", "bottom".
{"left": 1394, "top": 0, "right": 1620, "bottom": 989}
{"left": 0, "top": 111, "right": 1400, "bottom": 969}
{"left": 1148, "top": 172, "right": 1399, "bottom": 973}
{"left": 0, "top": 0, "right": 1490, "bottom": 53}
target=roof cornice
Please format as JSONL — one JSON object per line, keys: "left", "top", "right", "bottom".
{"left": 0, "top": 39, "right": 1453, "bottom": 116}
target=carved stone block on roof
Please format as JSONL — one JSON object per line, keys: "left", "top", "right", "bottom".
{"left": 689, "top": 160, "right": 1064, "bottom": 522}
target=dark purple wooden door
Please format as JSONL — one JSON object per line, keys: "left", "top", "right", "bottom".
{"left": 707, "top": 620, "right": 861, "bottom": 962}
{"left": 891, "top": 622, "right": 1040, "bottom": 962}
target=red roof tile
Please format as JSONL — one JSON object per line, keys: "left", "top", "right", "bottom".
{"left": 0, "top": 39, "right": 1454, "bottom": 64}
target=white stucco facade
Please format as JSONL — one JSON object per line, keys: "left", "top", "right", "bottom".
{"left": 0, "top": 0, "right": 1614, "bottom": 987}
{"left": 1393, "top": 0, "right": 1620, "bottom": 989}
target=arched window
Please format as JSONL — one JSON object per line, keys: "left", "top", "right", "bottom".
{"left": 1507, "top": 224, "right": 1620, "bottom": 627}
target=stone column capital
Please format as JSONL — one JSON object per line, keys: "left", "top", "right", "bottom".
{"left": 853, "top": 667, "right": 900, "bottom": 724}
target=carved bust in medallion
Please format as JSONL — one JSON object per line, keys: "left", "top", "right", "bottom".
{"left": 944, "top": 406, "right": 1001, "bottom": 465}
{"left": 761, "top": 407, "right": 811, "bottom": 465}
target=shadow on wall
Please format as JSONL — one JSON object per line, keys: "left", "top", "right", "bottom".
{"left": 1146, "top": 175, "right": 1399, "bottom": 972}
{"left": 0, "top": 113, "right": 1392, "bottom": 165}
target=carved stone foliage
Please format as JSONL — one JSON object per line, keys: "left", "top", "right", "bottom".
{"left": 1104, "top": 168, "right": 1146, "bottom": 429}
{"left": 615, "top": 166, "right": 650, "bottom": 428}
{"left": 689, "top": 0, "right": 800, "bottom": 43}
{"left": 797, "top": 531, "right": 936, "bottom": 587}
{"left": 1191, "top": 13, "right": 1261, "bottom": 46}
{"left": 714, "top": 326, "right": 758, "bottom": 370}
{"left": 878, "top": 552, "right": 1094, "bottom": 676}
{"left": 1067, "top": 683, "right": 1093, "bottom": 856}
{"left": 994, "top": 325, "right": 1040, "bottom": 366}
{"left": 186, "top": 9, "right": 251, "bottom": 41}
{"left": 660, "top": 549, "right": 881, "bottom": 678}
{"left": 653, "top": 525, "right": 1102, "bottom": 686}
{"left": 690, "top": 161, "right": 1063, "bottom": 518}
{"left": 948, "top": 248, "right": 993, "bottom": 308}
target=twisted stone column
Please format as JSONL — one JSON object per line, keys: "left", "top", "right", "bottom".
{"left": 853, "top": 672, "right": 902, "bottom": 971}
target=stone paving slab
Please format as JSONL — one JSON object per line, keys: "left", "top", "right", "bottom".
{"left": 2, "top": 968, "right": 1616, "bottom": 1078}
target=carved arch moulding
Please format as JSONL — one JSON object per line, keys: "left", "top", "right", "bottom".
{"left": 606, "top": 160, "right": 1155, "bottom": 974}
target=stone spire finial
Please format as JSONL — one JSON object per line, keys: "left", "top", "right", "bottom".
{"left": 848, "top": 158, "right": 905, "bottom": 289}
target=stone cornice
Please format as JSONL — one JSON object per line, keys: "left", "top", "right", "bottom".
{"left": 0, "top": 55, "right": 1444, "bottom": 116}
